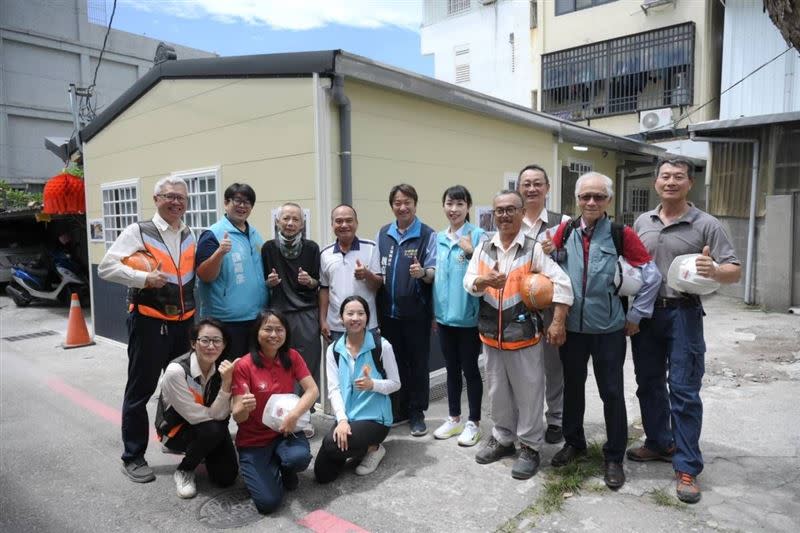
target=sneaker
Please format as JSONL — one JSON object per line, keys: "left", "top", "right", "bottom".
{"left": 355, "top": 444, "right": 386, "bottom": 476}
{"left": 551, "top": 443, "right": 587, "bottom": 467}
{"left": 173, "top": 469, "right": 196, "bottom": 499}
{"left": 511, "top": 444, "right": 540, "bottom": 480}
{"left": 281, "top": 467, "right": 299, "bottom": 491}
{"left": 626, "top": 444, "right": 676, "bottom": 463}
{"left": 457, "top": 421, "right": 482, "bottom": 447}
{"left": 604, "top": 461, "right": 625, "bottom": 489}
{"left": 121, "top": 458, "right": 155, "bottom": 483}
{"left": 475, "top": 436, "right": 516, "bottom": 465}
{"left": 409, "top": 413, "right": 428, "bottom": 437}
{"left": 675, "top": 471, "right": 701, "bottom": 504}
{"left": 544, "top": 424, "right": 563, "bottom": 444}
{"left": 434, "top": 417, "right": 464, "bottom": 440}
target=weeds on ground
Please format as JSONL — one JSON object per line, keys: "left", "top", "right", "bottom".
{"left": 496, "top": 442, "right": 605, "bottom": 532}
{"left": 648, "top": 488, "right": 687, "bottom": 509}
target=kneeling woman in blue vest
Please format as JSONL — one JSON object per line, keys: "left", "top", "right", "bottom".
{"left": 158, "top": 318, "right": 239, "bottom": 499}
{"left": 315, "top": 295, "right": 401, "bottom": 482}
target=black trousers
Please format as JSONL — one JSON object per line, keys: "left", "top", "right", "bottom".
{"left": 221, "top": 319, "right": 255, "bottom": 361}
{"left": 379, "top": 316, "right": 431, "bottom": 420}
{"left": 314, "top": 421, "right": 390, "bottom": 483}
{"left": 559, "top": 330, "right": 628, "bottom": 463}
{"left": 170, "top": 420, "right": 238, "bottom": 487}
{"left": 121, "top": 313, "right": 192, "bottom": 463}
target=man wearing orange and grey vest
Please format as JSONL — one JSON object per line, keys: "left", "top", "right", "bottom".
{"left": 464, "top": 190, "right": 573, "bottom": 480}
{"left": 99, "top": 176, "right": 197, "bottom": 484}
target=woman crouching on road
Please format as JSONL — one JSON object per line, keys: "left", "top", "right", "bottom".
{"left": 231, "top": 309, "right": 319, "bottom": 514}
{"left": 314, "top": 295, "right": 400, "bottom": 482}
{"left": 158, "top": 318, "right": 238, "bottom": 499}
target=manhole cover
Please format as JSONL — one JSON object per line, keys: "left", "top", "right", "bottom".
{"left": 197, "top": 488, "right": 263, "bottom": 529}
{"left": 2, "top": 330, "right": 58, "bottom": 342}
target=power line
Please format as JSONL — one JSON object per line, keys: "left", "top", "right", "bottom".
{"left": 83, "top": 0, "right": 118, "bottom": 122}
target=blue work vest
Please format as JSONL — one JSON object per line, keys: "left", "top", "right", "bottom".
{"left": 433, "top": 223, "right": 483, "bottom": 327}
{"left": 333, "top": 334, "right": 393, "bottom": 427}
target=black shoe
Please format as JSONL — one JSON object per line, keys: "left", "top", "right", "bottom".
{"left": 604, "top": 461, "right": 625, "bottom": 489}
{"left": 409, "top": 412, "right": 428, "bottom": 437}
{"left": 121, "top": 458, "right": 155, "bottom": 483}
{"left": 550, "top": 444, "right": 587, "bottom": 467}
{"left": 281, "top": 467, "right": 299, "bottom": 491}
{"left": 511, "top": 444, "right": 540, "bottom": 480}
{"left": 544, "top": 424, "right": 563, "bottom": 444}
{"left": 475, "top": 436, "right": 516, "bottom": 465}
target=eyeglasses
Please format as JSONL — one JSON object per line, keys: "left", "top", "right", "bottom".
{"left": 230, "top": 197, "right": 253, "bottom": 208}
{"left": 157, "top": 193, "right": 188, "bottom": 204}
{"left": 493, "top": 206, "right": 521, "bottom": 217}
{"left": 577, "top": 193, "right": 609, "bottom": 202}
{"left": 196, "top": 336, "right": 225, "bottom": 347}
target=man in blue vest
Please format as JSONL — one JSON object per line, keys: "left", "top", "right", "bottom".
{"left": 376, "top": 184, "right": 437, "bottom": 436}
{"left": 196, "top": 183, "right": 268, "bottom": 360}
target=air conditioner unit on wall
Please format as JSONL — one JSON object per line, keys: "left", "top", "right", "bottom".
{"left": 639, "top": 108, "right": 672, "bottom": 132}
{"left": 479, "top": 0, "right": 497, "bottom": 5}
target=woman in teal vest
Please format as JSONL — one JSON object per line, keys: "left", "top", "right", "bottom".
{"left": 432, "top": 185, "right": 486, "bottom": 446}
{"left": 314, "top": 295, "right": 401, "bottom": 482}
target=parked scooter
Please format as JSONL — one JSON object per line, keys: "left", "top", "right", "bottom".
{"left": 5, "top": 249, "right": 88, "bottom": 307}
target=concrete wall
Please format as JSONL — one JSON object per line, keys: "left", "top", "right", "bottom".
{"left": 715, "top": 215, "right": 764, "bottom": 304}
{"left": 0, "top": 0, "right": 214, "bottom": 188}
{"left": 762, "top": 195, "right": 797, "bottom": 312}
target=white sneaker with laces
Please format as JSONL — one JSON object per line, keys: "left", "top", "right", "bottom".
{"left": 355, "top": 444, "right": 386, "bottom": 476}
{"left": 457, "top": 421, "right": 482, "bottom": 447}
{"left": 433, "top": 417, "right": 465, "bottom": 440}
{"left": 174, "top": 469, "right": 197, "bottom": 499}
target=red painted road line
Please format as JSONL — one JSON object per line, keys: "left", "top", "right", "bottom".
{"left": 298, "top": 510, "right": 370, "bottom": 533}
{"left": 46, "top": 377, "right": 159, "bottom": 442}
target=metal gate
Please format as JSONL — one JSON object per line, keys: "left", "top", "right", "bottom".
{"left": 793, "top": 192, "right": 800, "bottom": 307}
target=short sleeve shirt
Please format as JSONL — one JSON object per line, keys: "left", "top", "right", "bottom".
{"left": 231, "top": 349, "right": 310, "bottom": 448}
{"left": 634, "top": 204, "right": 740, "bottom": 297}
{"left": 319, "top": 237, "right": 380, "bottom": 332}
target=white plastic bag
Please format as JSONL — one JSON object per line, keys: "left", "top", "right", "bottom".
{"left": 262, "top": 393, "right": 312, "bottom": 434}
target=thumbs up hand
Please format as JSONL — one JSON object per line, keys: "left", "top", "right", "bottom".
{"left": 297, "top": 266, "right": 314, "bottom": 287}
{"left": 541, "top": 229, "right": 555, "bottom": 254}
{"left": 267, "top": 267, "right": 281, "bottom": 287}
{"left": 145, "top": 260, "right": 168, "bottom": 288}
{"left": 695, "top": 245, "right": 717, "bottom": 279}
{"left": 457, "top": 229, "right": 474, "bottom": 255}
{"left": 409, "top": 256, "right": 425, "bottom": 279}
{"left": 354, "top": 364, "right": 373, "bottom": 391}
{"left": 218, "top": 231, "right": 232, "bottom": 254}
{"left": 353, "top": 258, "right": 368, "bottom": 280}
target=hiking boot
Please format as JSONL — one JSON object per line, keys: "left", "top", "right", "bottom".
{"left": 173, "top": 469, "right": 196, "bottom": 499}
{"left": 604, "top": 462, "right": 625, "bottom": 489}
{"left": 511, "top": 444, "right": 540, "bottom": 480}
{"left": 675, "top": 471, "right": 701, "bottom": 503}
{"left": 626, "top": 444, "right": 675, "bottom": 463}
{"left": 281, "top": 467, "right": 299, "bottom": 491}
{"left": 434, "top": 417, "right": 464, "bottom": 440}
{"left": 457, "top": 421, "right": 482, "bottom": 447}
{"left": 355, "top": 444, "right": 386, "bottom": 476}
{"left": 544, "top": 424, "right": 563, "bottom": 444}
{"left": 409, "top": 413, "right": 428, "bottom": 437}
{"left": 475, "top": 436, "right": 516, "bottom": 465}
{"left": 121, "top": 458, "right": 155, "bottom": 483}
{"left": 551, "top": 444, "right": 587, "bottom": 467}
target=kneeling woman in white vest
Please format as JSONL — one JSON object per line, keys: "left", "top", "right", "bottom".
{"left": 158, "top": 318, "right": 238, "bottom": 499}
{"left": 315, "top": 295, "right": 401, "bottom": 482}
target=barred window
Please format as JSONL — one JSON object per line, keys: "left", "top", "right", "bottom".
{"left": 172, "top": 168, "right": 220, "bottom": 237}
{"left": 101, "top": 180, "right": 140, "bottom": 249}
{"left": 542, "top": 22, "right": 694, "bottom": 121}
{"left": 448, "top": 0, "right": 471, "bottom": 16}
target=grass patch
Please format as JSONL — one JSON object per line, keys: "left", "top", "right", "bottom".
{"left": 648, "top": 488, "right": 687, "bottom": 509}
{"left": 496, "top": 442, "right": 605, "bottom": 532}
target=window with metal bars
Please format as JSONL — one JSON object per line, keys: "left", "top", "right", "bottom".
{"left": 542, "top": 22, "right": 694, "bottom": 121}
{"left": 101, "top": 180, "right": 139, "bottom": 249}
{"left": 448, "top": 0, "right": 471, "bottom": 15}
{"left": 174, "top": 169, "right": 219, "bottom": 238}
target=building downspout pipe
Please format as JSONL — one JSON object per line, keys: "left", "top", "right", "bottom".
{"left": 331, "top": 75, "right": 353, "bottom": 205}
{"left": 690, "top": 134, "right": 759, "bottom": 304}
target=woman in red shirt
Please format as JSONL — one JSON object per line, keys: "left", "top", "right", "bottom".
{"left": 231, "top": 310, "right": 319, "bottom": 514}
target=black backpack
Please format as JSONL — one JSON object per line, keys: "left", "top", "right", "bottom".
{"left": 332, "top": 330, "right": 386, "bottom": 378}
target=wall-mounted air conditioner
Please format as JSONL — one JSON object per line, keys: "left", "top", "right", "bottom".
{"left": 641, "top": 0, "right": 675, "bottom": 14}
{"left": 479, "top": 0, "right": 497, "bottom": 5}
{"left": 639, "top": 108, "right": 672, "bottom": 132}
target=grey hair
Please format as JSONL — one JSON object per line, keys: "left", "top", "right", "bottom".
{"left": 575, "top": 172, "right": 614, "bottom": 199}
{"left": 493, "top": 189, "right": 525, "bottom": 207}
{"left": 154, "top": 176, "right": 188, "bottom": 195}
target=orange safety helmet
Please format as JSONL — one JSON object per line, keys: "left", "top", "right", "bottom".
{"left": 122, "top": 251, "right": 160, "bottom": 272}
{"left": 520, "top": 272, "right": 554, "bottom": 311}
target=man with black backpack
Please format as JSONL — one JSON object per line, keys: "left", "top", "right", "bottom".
{"left": 542, "top": 172, "right": 661, "bottom": 489}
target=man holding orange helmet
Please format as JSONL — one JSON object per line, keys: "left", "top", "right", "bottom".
{"left": 464, "top": 190, "right": 573, "bottom": 480}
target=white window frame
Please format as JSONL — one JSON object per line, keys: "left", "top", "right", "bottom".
{"left": 170, "top": 166, "right": 222, "bottom": 238}
{"left": 448, "top": 0, "right": 471, "bottom": 16}
{"left": 568, "top": 159, "right": 593, "bottom": 175}
{"left": 100, "top": 178, "right": 141, "bottom": 249}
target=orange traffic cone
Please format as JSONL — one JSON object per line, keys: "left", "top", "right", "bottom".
{"left": 63, "top": 293, "right": 94, "bottom": 349}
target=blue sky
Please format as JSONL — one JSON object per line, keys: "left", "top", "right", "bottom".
{"left": 109, "top": 0, "right": 433, "bottom": 76}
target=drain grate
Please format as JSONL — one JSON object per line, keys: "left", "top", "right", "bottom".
{"left": 2, "top": 330, "right": 58, "bottom": 342}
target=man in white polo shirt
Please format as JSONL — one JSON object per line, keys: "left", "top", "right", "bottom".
{"left": 319, "top": 204, "right": 382, "bottom": 343}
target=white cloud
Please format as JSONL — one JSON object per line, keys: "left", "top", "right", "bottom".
{"left": 124, "top": 0, "right": 423, "bottom": 31}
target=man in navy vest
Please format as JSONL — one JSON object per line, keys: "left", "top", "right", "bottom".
{"left": 196, "top": 183, "right": 268, "bottom": 360}
{"left": 376, "top": 184, "right": 437, "bottom": 436}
